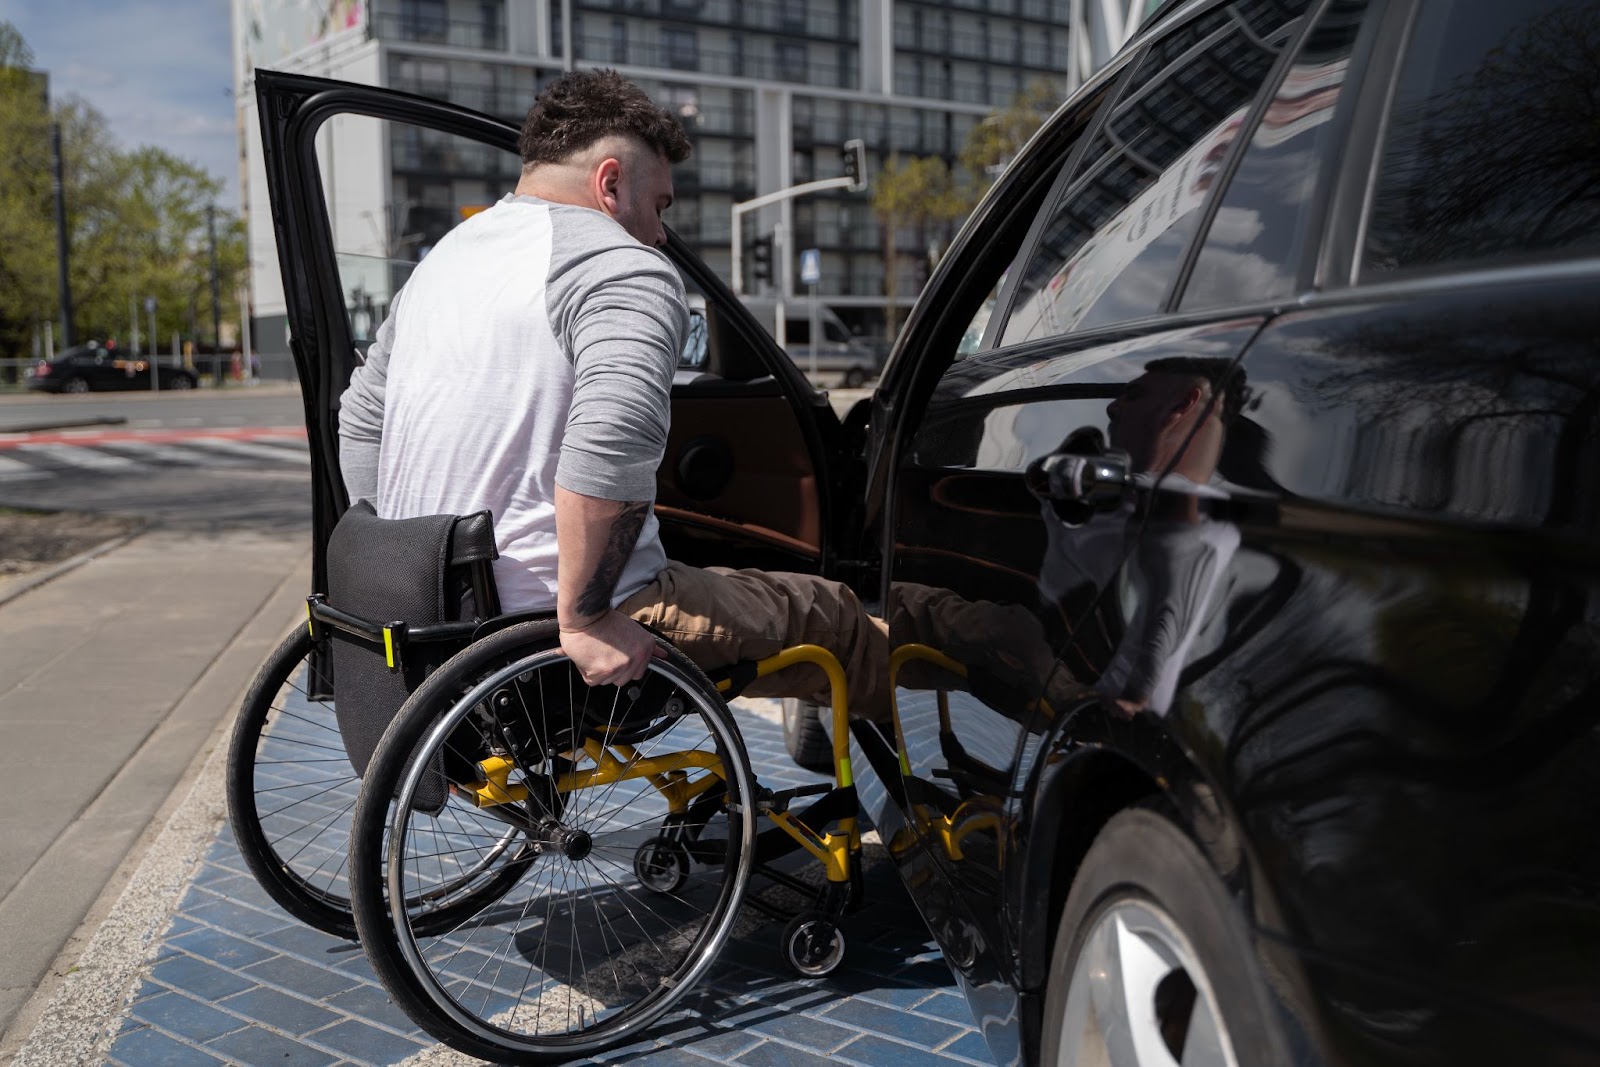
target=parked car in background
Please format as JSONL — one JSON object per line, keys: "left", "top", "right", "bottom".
{"left": 26, "top": 343, "right": 197, "bottom": 393}
{"left": 262, "top": 0, "right": 1600, "bottom": 1054}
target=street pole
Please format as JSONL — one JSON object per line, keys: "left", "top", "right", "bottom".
{"left": 208, "top": 206, "right": 223, "bottom": 388}
{"left": 809, "top": 280, "right": 820, "bottom": 384}
{"left": 239, "top": 287, "right": 254, "bottom": 382}
{"left": 772, "top": 223, "right": 787, "bottom": 350}
{"left": 146, "top": 297, "right": 159, "bottom": 394}
{"left": 51, "top": 123, "right": 74, "bottom": 347}
{"left": 129, "top": 294, "right": 139, "bottom": 356}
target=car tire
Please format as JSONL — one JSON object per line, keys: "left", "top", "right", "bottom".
{"left": 843, "top": 367, "right": 867, "bottom": 388}
{"left": 63, "top": 376, "right": 89, "bottom": 394}
{"left": 1039, "top": 806, "right": 1289, "bottom": 1067}
{"left": 169, "top": 374, "right": 194, "bottom": 390}
{"left": 782, "top": 697, "right": 834, "bottom": 773}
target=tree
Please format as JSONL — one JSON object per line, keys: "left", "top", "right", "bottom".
{"left": 0, "top": 22, "right": 54, "bottom": 358}
{"left": 0, "top": 20, "right": 248, "bottom": 360}
{"left": 956, "top": 78, "right": 1061, "bottom": 208}
{"left": 870, "top": 153, "right": 965, "bottom": 341}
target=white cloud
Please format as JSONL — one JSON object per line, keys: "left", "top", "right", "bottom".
{"left": 0, "top": 0, "right": 240, "bottom": 203}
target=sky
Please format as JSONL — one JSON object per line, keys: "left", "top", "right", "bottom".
{"left": 0, "top": 0, "right": 240, "bottom": 205}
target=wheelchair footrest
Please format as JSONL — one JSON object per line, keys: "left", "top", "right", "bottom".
{"left": 756, "top": 781, "right": 833, "bottom": 815}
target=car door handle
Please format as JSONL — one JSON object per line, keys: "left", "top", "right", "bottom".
{"left": 1024, "top": 449, "right": 1132, "bottom": 509}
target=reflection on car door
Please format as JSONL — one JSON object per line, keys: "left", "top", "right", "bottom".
{"left": 876, "top": 0, "right": 1314, "bottom": 1056}
{"left": 252, "top": 71, "right": 840, "bottom": 586}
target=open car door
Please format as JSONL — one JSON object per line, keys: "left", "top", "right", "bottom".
{"left": 253, "top": 70, "right": 848, "bottom": 594}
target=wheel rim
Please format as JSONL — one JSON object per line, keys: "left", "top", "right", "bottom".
{"left": 65, "top": 378, "right": 87, "bottom": 393}
{"left": 786, "top": 918, "right": 844, "bottom": 976}
{"left": 1055, "top": 898, "right": 1239, "bottom": 1067}
{"left": 237, "top": 637, "right": 526, "bottom": 930}
{"left": 386, "top": 648, "right": 756, "bottom": 1054}
{"left": 242, "top": 641, "right": 362, "bottom": 915}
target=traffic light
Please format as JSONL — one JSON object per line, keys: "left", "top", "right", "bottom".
{"left": 752, "top": 234, "right": 774, "bottom": 285}
{"left": 843, "top": 138, "right": 867, "bottom": 192}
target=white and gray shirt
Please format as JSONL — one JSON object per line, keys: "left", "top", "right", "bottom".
{"left": 338, "top": 194, "right": 689, "bottom": 612}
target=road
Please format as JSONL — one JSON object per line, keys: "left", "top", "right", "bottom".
{"left": 0, "top": 388, "right": 312, "bottom": 536}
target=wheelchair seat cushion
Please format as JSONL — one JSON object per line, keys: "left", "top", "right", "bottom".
{"left": 326, "top": 500, "right": 497, "bottom": 779}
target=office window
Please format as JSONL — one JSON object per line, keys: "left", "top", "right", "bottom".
{"left": 663, "top": 27, "right": 697, "bottom": 69}
{"left": 777, "top": 40, "right": 807, "bottom": 82}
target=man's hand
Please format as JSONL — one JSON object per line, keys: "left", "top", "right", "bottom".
{"left": 560, "top": 610, "right": 666, "bottom": 687}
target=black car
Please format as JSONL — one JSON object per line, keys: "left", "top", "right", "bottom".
{"left": 260, "top": 0, "right": 1600, "bottom": 1057}
{"left": 26, "top": 343, "right": 198, "bottom": 393}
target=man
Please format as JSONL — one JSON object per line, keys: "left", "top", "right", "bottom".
{"left": 338, "top": 69, "right": 888, "bottom": 717}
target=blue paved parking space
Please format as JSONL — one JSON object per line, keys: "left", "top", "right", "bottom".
{"left": 107, "top": 711, "right": 996, "bottom": 1067}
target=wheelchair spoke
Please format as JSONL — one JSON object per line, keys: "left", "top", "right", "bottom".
{"left": 365, "top": 631, "right": 756, "bottom": 1057}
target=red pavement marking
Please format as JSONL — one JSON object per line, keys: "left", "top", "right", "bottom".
{"left": 0, "top": 426, "right": 308, "bottom": 450}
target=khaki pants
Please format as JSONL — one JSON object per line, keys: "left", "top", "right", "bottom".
{"left": 619, "top": 562, "right": 891, "bottom": 721}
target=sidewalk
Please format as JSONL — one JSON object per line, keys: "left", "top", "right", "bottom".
{"left": 0, "top": 537, "right": 995, "bottom": 1067}
{"left": 0, "top": 528, "right": 312, "bottom": 1053}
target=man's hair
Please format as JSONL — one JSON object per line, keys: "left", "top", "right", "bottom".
{"left": 519, "top": 69, "right": 691, "bottom": 167}
{"left": 1144, "top": 356, "right": 1250, "bottom": 425}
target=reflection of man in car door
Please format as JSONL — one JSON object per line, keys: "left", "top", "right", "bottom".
{"left": 893, "top": 357, "right": 1246, "bottom": 721}
{"left": 1092, "top": 358, "right": 1244, "bottom": 715}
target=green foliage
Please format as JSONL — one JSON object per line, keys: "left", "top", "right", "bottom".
{"left": 867, "top": 79, "right": 1061, "bottom": 338}
{"left": 0, "top": 19, "right": 247, "bottom": 358}
{"left": 957, "top": 78, "right": 1061, "bottom": 202}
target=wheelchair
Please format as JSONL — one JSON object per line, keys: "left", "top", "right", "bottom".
{"left": 227, "top": 505, "right": 865, "bottom": 1064}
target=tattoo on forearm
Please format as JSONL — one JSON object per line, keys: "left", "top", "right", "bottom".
{"left": 575, "top": 500, "right": 650, "bottom": 617}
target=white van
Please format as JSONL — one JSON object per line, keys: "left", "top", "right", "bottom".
{"left": 781, "top": 309, "right": 882, "bottom": 388}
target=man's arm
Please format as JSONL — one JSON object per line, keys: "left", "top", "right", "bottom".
{"left": 555, "top": 487, "right": 663, "bottom": 685}
{"left": 337, "top": 290, "right": 404, "bottom": 504}
{"left": 548, "top": 231, "right": 688, "bottom": 685}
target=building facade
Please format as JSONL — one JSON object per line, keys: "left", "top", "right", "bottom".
{"left": 233, "top": 0, "right": 1151, "bottom": 357}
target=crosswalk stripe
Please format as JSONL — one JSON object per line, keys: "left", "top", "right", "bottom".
{"left": 0, "top": 453, "right": 48, "bottom": 481}
{"left": 96, "top": 440, "right": 247, "bottom": 467}
{"left": 185, "top": 437, "right": 312, "bottom": 464}
{"left": 14, "top": 443, "right": 138, "bottom": 472}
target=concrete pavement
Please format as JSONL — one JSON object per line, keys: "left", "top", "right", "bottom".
{"left": 0, "top": 527, "right": 311, "bottom": 1052}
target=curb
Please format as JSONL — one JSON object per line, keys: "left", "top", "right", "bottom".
{"left": 0, "top": 526, "right": 148, "bottom": 609}
{"left": 0, "top": 416, "right": 126, "bottom": 436}
{"left": 4, "top": 548, "right": 313, "bottom": 1067}
{"left": 10, "top": 681, "right": 238, "bottom": 1067}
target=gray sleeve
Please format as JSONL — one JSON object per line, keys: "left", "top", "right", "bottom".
{"left": 337, "top": 288, "right": 402, "bottom": 505}
{"left": 546, "top": 215, "right": 688, "bottom": 501}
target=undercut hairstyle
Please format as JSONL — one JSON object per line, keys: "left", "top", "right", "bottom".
{"left": 519, "top": 68, "right": 692, "bottom": 167}
{"left": 1144, "top": 356, "right": 1251, "bottom": 425}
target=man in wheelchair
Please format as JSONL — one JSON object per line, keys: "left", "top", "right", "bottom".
{"left": 336, "top": 67, "right": 889, "bottom": 722}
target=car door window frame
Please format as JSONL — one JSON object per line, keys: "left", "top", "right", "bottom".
{"left": 1317, "top": 0, "right": 1417, "bottom": 290}
{"left": 1166, "top": 0, "right": 1377, "bottom": 312}
{"left": 977, "top": 44, "right": 1152, "bottom": 356}
{"left": 984, "top": 0, "right": 1317, "bottom": 351}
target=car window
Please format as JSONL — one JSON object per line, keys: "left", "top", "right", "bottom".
{"left": 1362, "top": 0, "right": 1600, "bottom": 276}
{"left": 998, "top": 0, "right": 1311, "bottom": 347}
{"left": 1181, "top": 0, "right": 1372, "bottom": 310}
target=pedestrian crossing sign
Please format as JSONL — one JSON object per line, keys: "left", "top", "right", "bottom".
{"left": 800, "top": 248, "right": 821, "bottom": 286}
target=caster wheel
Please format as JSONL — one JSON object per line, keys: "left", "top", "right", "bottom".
{"left": 781, "top": 913, "right": 846, "bottom": 977}
{"left": 634, "top": 835, "right": 691, "bottom": 894}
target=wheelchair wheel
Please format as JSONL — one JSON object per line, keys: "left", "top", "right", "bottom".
{"left": 349, "top": 621, "right": 757, "bottom": 1065}
{"left": 227, "top": 629, "right": 540, "bottom": 940}
{"left": 227, "top": 629, "right": 363, "bottom": 938}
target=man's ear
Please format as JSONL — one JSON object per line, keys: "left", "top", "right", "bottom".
{"left": 1165, "top": 383, "right": 1208, "bottom": 427}
{"left": 594, "top": 156, "right": 624, "bottom": 215}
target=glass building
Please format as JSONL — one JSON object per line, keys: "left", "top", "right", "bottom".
{"left": 233, "top": 0, "right": 1152, "bottom": 357}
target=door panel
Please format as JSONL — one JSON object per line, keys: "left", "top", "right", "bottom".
{"left": 253, "top": 71, "right": 835, "bottom": 579}
{"left": 1213, "top": 273, "right": 1600, "bottom": 1060}
{"left": 884, "top": 319, "right": 1261, "bottom": 1024}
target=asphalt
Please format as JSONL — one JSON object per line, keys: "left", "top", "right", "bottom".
{"left": 0, "top": 526, "right": 996, "bottom": 1067}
